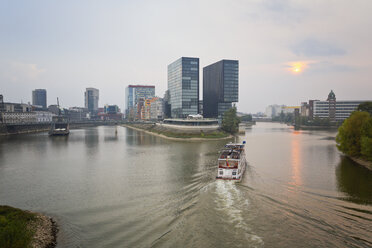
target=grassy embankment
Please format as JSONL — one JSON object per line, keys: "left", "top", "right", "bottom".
{"left": 0, "top": 205, "right": 36, "bottom": 248}
{"left": 125, "top": 123, "right": 230, "bottom": 139}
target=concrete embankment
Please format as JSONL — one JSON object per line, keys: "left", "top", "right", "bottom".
{"left": 123, "top": 123, "right": 233, "bottom": 141}
{"left": 348, "top": 156, "right": 372, "bottom": 171}
{"left": 295, "top": 125, "right": 340, "bottom": 130}
{"left": 0, "top": 121, "right": 124, "bottom": 136}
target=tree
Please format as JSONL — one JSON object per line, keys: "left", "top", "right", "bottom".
{"left": 357, "top": 102, "right": 372, "bottom": 115}
{"left": 221, "top": 106, "right": 240, "bottom": 134}
{"left": 240, "top": 114, "right": 252, "bottom": 122}
{"left": 360, "top": 118, "right": 372, "bottom": 161}
{"left": 336, "top": 111, "right": 371, "bottom": 157}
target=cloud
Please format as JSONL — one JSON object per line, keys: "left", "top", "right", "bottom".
{"left": 283, "top": 60, "right": 355, "bottom": 75}
{"left": 307, "top": 61, "right": 355, "bottom": 74}
{"left": 245, "top": 0, "right": 308, "bottom": 24}
{"left": 4, "top": 62, "right": 46, "bottom": 82}
{"left": 291, "top": 39, "right": 346, "bottom": 57}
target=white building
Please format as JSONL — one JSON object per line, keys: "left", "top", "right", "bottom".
{"left": 265, "top": 105, "right": 285, "bottom": 118}
{"left": 35, "top": 111, "right": 54, "bottom": 122}
{"left": 312, "top": 90, "right": 371, "bottom": 121}
{"left": 1, "top": 112, "right": 37, "bottom": 124}
{"left": 313, "top": 100, "right": 369, "bottom": 121}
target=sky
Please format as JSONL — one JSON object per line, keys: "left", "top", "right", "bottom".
{"left": 1, "top": 0, "right": 371, "bottom": 113}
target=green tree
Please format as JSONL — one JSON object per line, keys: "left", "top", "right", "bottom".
{"left": 360, "top": 117, "right": 372, "bottom": 161}
{"left": 222, "top": 106, "right": 240, "bottom": 134}
{"left": 336, "top": 111, "right": 371, "bottom": 157}
{"left": 240, "top": 114, "right": 252, "bottom": 122}
{"left": 357, "top": 102, "right": 372, "bottom": 115}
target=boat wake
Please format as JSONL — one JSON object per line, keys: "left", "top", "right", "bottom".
{"left": 214, "top": 180, "right": 264, "bottom": 246}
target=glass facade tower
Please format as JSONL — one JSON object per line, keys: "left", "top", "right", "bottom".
{"left": 84, "top": 88, "right": 99, "bottom": 114}
{"left": 32, "top": 89, "right": 47, "bottom": 109}
{"left": 168, "top": 57, "right": 199, "bottom": 118}
{"left": 203, "top": 60, "right": 239, "bottom": 118}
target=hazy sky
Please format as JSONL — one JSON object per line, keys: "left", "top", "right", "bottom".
{"left": 1, "top": 0, "right": 371, "bottom": 113}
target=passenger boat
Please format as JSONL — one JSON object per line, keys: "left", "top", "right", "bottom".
{"left": 216, "top": 142, "right": 247, "bottom": 181}
{"left": 49, "top": 98, "right": 70, "bottom": 136}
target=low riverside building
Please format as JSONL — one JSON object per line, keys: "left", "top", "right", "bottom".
{"left": 1, "top": 112, "right": 37, "bottom": 124}
{"left": 68, "top": 107, "right": 89, "bottom": 121}
{"left": 35, "top": 111, "right": 54, "bottom": 122}
{"left": 98, "top": 105, "right": 123, "bottom": 120}
{"left": 1, "top": 102, "right": 54, "bottom": 124}
{"left": 157, "top": 118, "right": 219, "bottom": 134}
{"left": 311, "top": 90, "right": 371, "bottom": 121}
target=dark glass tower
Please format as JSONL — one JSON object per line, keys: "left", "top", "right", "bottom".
{"left": 203, "top": 60, "right": 238, "bottom": 118}
{"left": 168, "top": 57, "right": 199, "bottom": 118}
{"left": 32, "top": 89, "right": 47, "bottom": 109}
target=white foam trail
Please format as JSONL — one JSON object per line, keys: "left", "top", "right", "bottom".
{"left": 214, "top": 180, "right": 264, "bottom": 245}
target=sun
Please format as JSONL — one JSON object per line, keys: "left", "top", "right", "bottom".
{"left": 288, "top": 62, "right": 307, "bottom": 74}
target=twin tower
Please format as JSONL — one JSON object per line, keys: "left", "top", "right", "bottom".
{"left": 167, "top": 57, "right": 239, "bottom": 119}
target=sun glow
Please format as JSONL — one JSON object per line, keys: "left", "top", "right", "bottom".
{"left": 291, "top": 62, "right": 305, "bottom": 73}
{"left": 285, "top": 61, "right": 313, "bottom": 74}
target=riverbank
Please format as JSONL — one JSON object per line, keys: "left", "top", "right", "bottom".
{"left": 347, "top": 156, "right": 372, "bottom": 171}
{"left": 123, "top": 123, "right": 233, "bottom": 141}
{"left": 294, "top": 125, "right": 339, "bottom": 130}
{"left": 0, "top": 121, "right": 124, "bottom": 136}
{"left": 0, "top": 205, "right": 57, "bottom": 248}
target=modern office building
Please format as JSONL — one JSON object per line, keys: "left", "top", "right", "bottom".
{"left": 84, "top": 88, "right": 99, "bottom": 114}
{"left": 125, "top": 85, "right": 155, "bottom": 119}
{"left": 312, "top": 90, "right": 371, "bottom": 121}
{"left": 168, "top": 57, "right": 199, "bottom": 118}
{"left": 32, "top": 89, "right": 47, "bottom": 109}
{"left": 203, "top": 60, "right": 238, "bottom": 118}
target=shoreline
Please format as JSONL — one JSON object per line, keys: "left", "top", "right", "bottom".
{"left": 29, "top": 212, "right": 58, "bottom": 248}
{"left": 123, "top": 124, "right": 234, "bottom": 141}
{"left": 0, "top": 205, "right": 58, "bottom": 248}
{"left": 347, "top": 156, "right": 372, "bottom": 171}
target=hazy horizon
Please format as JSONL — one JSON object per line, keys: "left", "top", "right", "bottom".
{"left": 1, "top": 0, "right": 372, "bottom": 113}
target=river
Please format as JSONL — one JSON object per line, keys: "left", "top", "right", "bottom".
{"left": 0, "top": 123, "right": 371, "bottom": 247}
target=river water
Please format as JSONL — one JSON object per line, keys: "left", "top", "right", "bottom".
{"left": 0, "top": 123, "right": 371, "bottom": 247}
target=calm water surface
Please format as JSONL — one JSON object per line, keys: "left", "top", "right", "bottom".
{"left": 0, "top": 123, "right": 371, "bottom": 247}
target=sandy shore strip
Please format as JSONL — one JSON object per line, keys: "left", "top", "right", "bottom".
{"left": 122, "top": 124, "right": 233, "bottom": 142}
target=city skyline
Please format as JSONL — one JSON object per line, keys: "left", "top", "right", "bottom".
{"left": 1, "top": 1, "right": 372, "bottom": 113}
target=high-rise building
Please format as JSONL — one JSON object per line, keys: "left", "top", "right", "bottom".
{"left": 168, "top": 57, "right": 199, "bottom": 118}
{"left": 125, "top": 85, "right": 155, "bottom": 119}
{"left": 84, "top": 88, "right": 99, "bottom": 114}
{"left": 203, "top": 60, "right": 238, "bottom": 118}
{"left": 32, "top": 89, "right": 47, "bottom": 109}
